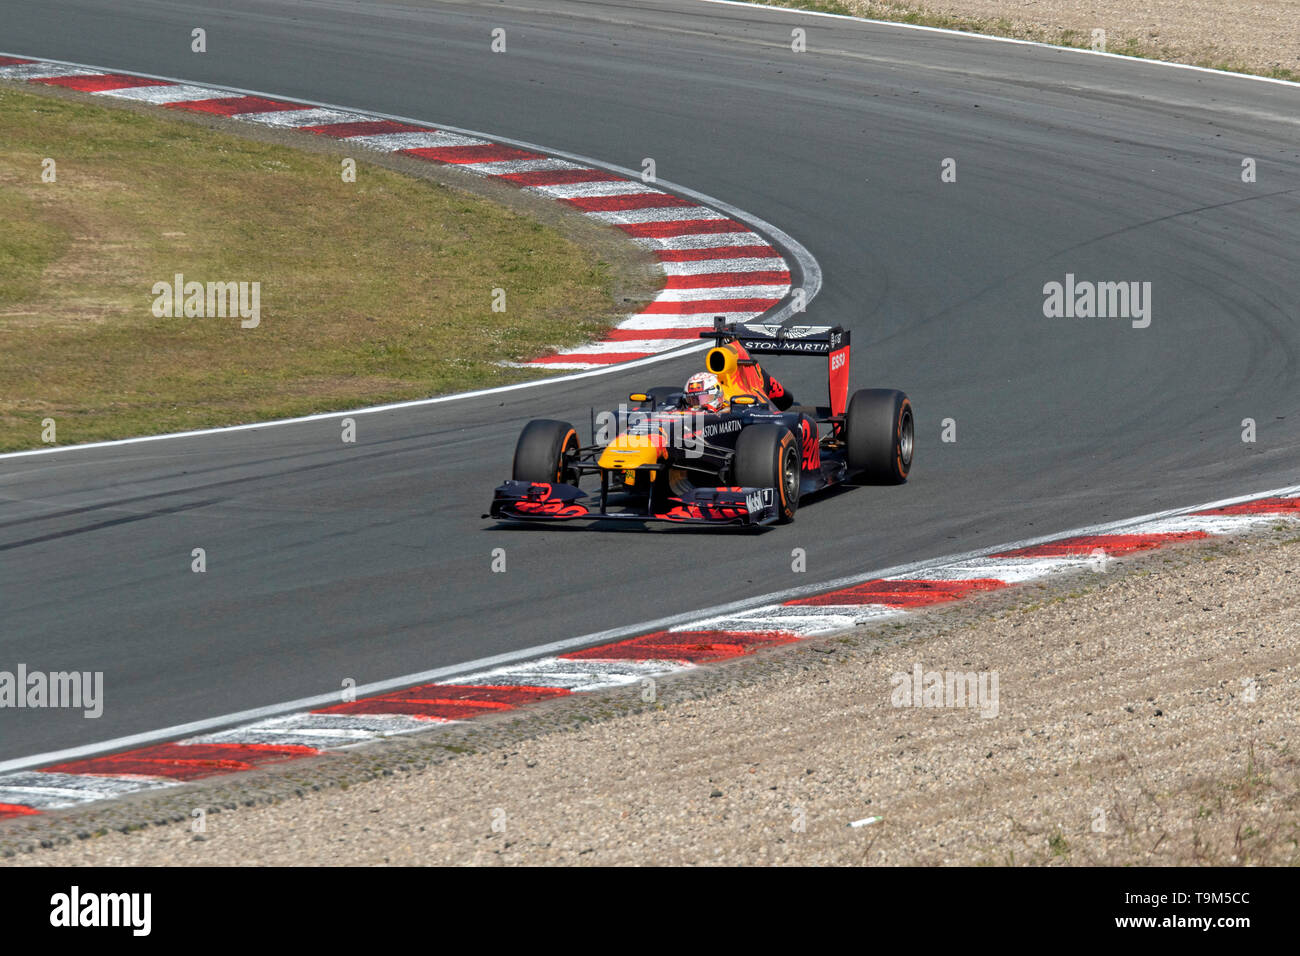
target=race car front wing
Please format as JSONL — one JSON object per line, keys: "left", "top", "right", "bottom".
{"left": 486, "top": 480, "right": 779, "bottom": 526}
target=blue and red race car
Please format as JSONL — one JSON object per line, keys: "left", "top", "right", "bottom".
{"left": 488, "top": 319, "right": 913, "bottom": 527}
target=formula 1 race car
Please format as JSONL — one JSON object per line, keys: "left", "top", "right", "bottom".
{"left": 487, "top": 319, "right": 913, "bottom": 527}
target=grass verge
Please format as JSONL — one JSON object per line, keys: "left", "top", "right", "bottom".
{"left": 0, "top": 84, "right": 647, "bottom": 451}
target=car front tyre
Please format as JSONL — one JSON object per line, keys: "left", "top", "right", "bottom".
{"left": 733, "top": 423, "right": 800, "bottom": 523}
{"left": 513, "top": 419, "right": 580, "bottom": 484}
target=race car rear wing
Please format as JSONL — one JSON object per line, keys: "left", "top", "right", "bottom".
{"left": 698, "top": 317, "right": 852, "bottom": 417}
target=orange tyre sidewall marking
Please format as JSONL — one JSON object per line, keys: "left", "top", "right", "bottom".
{"left": 558, "top": 429, "right": 577, "bottom": 481}
{"left": 778, "top": 433, "right": 794, "bottom": 512}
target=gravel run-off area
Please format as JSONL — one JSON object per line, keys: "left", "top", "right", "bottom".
{"left": 780, "top": 1, "right": 1300, "bottom": 78}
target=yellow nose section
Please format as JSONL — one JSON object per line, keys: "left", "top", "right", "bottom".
{"left": 598, "top": 432, "right": 667, "bottom": 470}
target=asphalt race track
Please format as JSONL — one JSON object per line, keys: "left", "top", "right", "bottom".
{"left": 2, "top": 0, "right": 1298, "bottom": 762}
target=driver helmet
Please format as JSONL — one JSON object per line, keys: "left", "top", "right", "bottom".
{"left": 684, "top": 371, "right": 724, "bottom": 411}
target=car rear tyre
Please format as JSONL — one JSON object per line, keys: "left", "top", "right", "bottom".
{"left": 513, "top": 419, "right": 580, "bottom": 484}
{"left": 733, "top": 423, "right": 800, "bottom": 523}
{"left": 845, "top": 388, "right": 913, "bottom": 484}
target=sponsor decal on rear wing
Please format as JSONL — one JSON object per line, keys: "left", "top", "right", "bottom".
{"left": 736, "top": 326, "right": 846, "bottom": 355}
{"left": 698, "top": 319, "right": 849, "bottom": 356}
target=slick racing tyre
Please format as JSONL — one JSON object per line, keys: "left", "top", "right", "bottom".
{"left": 733, "top": 423, "right": 800, "bottom": 523}
{"left": 513, "top": 419, "right": 580, "bottom": 484}
{"left": 845, "top": 388, "right": 913, "bottom": 484}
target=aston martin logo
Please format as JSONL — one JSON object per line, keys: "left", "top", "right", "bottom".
{"left": 740, "top": 324, "right": 831, "bottom": 338}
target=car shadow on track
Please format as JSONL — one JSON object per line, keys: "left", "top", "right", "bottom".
{"left": 482, "top": 479, "right": 884, "bottom": 534}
